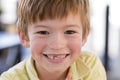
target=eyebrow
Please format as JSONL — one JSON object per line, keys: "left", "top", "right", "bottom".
{"left": 65, "top": 24, "right": 81, "bottom": 29}
{"left": 34, "top": 25, "right": 48, "bottom": 28}
{"left": 33, "top": 25, "right": 51, "bottom": 30}
{"left": 33, "top": 24, "right": 81, "bottom": 29}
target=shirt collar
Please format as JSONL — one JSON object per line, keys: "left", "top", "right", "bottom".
{"left": 26, "top": 57, "right": 39, "bottom": 80}
{"left": 70, "top": 57, "right": 90, "bottom": 80}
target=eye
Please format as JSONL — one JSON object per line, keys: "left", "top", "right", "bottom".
{"left": 37, "top": 31, "right": 49, "bottom": 35}
{"left": 65, "top": 30, "right": 76, "bottom": 34}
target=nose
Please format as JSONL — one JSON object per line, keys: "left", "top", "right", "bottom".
{"left": 47, "top": 33, "right": 67, "bottom": 50}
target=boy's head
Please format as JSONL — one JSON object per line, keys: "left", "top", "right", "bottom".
{"left": 17, "top": 0, "right": 91, "bottom": 75}
{"left": 17, "top": 0, "right": 90, "bottom": 39}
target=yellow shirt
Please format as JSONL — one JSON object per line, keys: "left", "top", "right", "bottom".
{"left": 0, "top": 52, "right": 107, "bottom": 80}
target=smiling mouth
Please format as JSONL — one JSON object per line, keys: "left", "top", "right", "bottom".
{"left": 43, "top": 54, "right": 70, "bottom": 60}
{"left": 42, "top": 53, "right": 70, "bottom": 63}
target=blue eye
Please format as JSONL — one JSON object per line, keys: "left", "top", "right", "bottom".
{"left": 37, "top": 31, "right": 49, "bottom": 35}
{"left": 65, "top": 30, "right": 76, "bottom": 34}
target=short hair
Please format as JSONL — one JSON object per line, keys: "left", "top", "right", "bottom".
{"left": 17, "top": 0, "right": 90, "bottom": 39}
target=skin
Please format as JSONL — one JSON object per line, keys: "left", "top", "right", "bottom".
{"left": 18, "top": 13, "right": 87, "bottom": 80}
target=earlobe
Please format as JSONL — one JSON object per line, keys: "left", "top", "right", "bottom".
{"left": 82, "top": 38, "right": 87, "bottom": 46}
{"left": 18, "top": 31, "right": 30, "bottom": 48}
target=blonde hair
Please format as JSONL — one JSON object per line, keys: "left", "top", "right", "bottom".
{"left": 17, "top": 0, "right": 90, "bottom": 38}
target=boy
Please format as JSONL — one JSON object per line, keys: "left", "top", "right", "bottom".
{"left": 0, "top": 0, "right": 107, "bottom": 80}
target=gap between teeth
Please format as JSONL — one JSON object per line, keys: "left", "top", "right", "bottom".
{"left": 47, "top": 55, "right": 66, "bottom": 60}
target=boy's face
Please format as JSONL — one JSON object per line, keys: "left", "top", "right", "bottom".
{"left": 19, "top": 13, "right": 86, "bottom": 73}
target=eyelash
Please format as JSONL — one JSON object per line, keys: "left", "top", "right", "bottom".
{"left": 65, "top": 30, "right": 76, "bottom": 34}
{"left": 37, "top": 31, "right": 49, "bottom": 35}
{"left": 36, "top": 30, "right": 77, "bottom": 35}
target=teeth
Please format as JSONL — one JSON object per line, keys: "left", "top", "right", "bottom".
{"left": 47, "top": 55, "right": 66, "bottom": 60}
{"left": 54, "top": 55, "right": 66, "bottom": 60}
{"left": 47, "top": 55, "right": 54, "bottom": 59}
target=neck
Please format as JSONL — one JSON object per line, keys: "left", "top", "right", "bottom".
{"left": 35, "top": 62, "right": 69, "bottom": 80}
{"left": 38, "top": 70, "right": 68, "bottom": 80}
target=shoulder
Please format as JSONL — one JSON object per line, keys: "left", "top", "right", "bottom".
{"left": 0, "top": 59, "right": 28, "bottom": 80}
{"left": 77, "top": 51, "right": 107, "bottom": 80}
{"left": 79, "top": 51, "right": 99, "bottom": 67}
{"left": 78, "top": 51, "right": 105, "bottom": 70}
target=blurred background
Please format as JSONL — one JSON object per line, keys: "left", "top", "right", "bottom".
{"left": 0, "top": 0, "right": 120, "bottom": 80}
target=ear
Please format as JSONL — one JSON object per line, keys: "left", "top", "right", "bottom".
{"left": 18, "top": 30, "right": 30, "bottom": 48}
{"left": 82, "top": 37, "right": 87, "bottom": 46}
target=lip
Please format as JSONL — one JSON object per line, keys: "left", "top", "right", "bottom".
{"left": 43, "top": 54, "right": 70, "bottom": 64}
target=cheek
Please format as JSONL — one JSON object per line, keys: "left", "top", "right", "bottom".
{"left": 30, "top": 38, "right": 46, "bottom": 56}
{"left": 68, "top": 38, "right": 83, "bottom": 63}
{"left": 68, "top": 38, "right": 83, "bottom": 53}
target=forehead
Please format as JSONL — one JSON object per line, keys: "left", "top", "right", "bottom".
{"left": 29, "top": 13, "right": 82, "bottom": 29}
